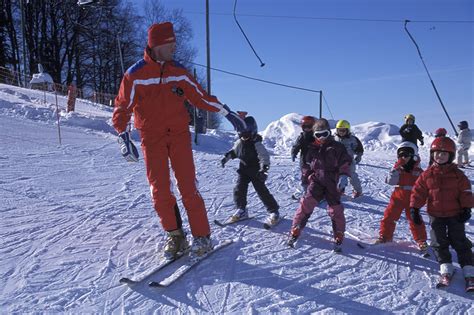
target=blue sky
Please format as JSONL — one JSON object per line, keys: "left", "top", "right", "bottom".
{"left": 134, "top": 0, "right": 472, "bottom": 134}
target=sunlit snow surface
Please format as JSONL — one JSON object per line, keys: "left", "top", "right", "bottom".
{"left": 1, "top": 84, "right": 473, "bottom": 313}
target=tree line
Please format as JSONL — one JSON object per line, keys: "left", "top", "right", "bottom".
{"left": 0, "top": 0, "right": 220, "bottom": 128}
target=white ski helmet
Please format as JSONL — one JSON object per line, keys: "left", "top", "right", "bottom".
{"left": 397, "top": 141, "right": 418, "bottom": 158}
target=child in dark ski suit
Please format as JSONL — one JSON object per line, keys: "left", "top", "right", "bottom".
{"left": 288, "top": 118, "right": 352, "bottom": 248}
{"left": 410, "top": 136, "right": 473, "bottom": 282}
{"left": 399, "top": 114, "right": 424, "bottom": 147}
{"left": 221, "top": 116, "right": 280, "bottom": 224}
{"left": 291, "top": 116, "right": 316, "bottom": 196}
{"left": 377, "top": 141, "right": 427, "bottom": 250}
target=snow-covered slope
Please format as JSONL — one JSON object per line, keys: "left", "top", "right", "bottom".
{"left": 1, "top": 85, "right": 473, "bottom": 313}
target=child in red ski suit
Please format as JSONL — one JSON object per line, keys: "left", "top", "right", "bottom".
{"left": 410, "top": 136, "right": 473, "bottom": 283}
{"left": 377, "top": 141, "right": 427, "bottom": 250}
{"left": 288, "top": 118, "right": 352, "bottom": 249}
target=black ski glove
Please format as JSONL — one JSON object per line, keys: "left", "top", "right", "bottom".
{"left": 419, "top": 139, "right": 424, "bottom": 146}
{"left": 410, "top": 208, "right": 422, "bottom": 225}
{"left": 459, "top": 208, "right": 472, "bottom": 223}
{"left": 291, "top": 153, "right": 297, "bottom": 162}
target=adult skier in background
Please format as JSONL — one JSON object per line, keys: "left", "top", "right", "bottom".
{"left": 457, "top": 121, "right": 471, "bottom": 168}
{"left": 399, "top": 114, "right": 424, "bottom": 147}
{"left": 112, "top": 22, "right": 246, "bottom": 260}
{"left": 376, "top": 142, "right": 428, "bottom": 253}
{"left": 410, "top": 137, "right": 473, "bottom": 289}
{"left": 221, "top": 116, "right": 280, "bottom": 226}
{"left": 288, "top": 118, "right": 352, "bottom": 251}
{"left": 334, "top": 119, "right": 364, "bottom": 198}
{"left": 291, "top": 116, "right": 316, "bottom": 199}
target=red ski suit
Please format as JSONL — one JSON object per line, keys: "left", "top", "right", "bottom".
{"left": 379, "top": 159, "right": 427, "bottom": 243}
{"left": 113, "top": 49, "right": 226, "bottom": 237}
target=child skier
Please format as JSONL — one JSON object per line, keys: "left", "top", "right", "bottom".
{"left": 457, "top": 121, "right": 471, "bottom": 168}
{"left": 334, "top": 119, "right": 364, "bottom": 198}
{"left": 221, "top": 116, "right": 280, "bottom": 226}
{"left": 410, "top": 136, "right": 473, "bottom": 290}
{"left": 376, "top": 141, "right": 428, "bottom": 253}
{"left": 291, "top": 115, "right": 316, "bottom": 198}
{"left": 287, "top": 118, "right": 352, "bottom": 251}
{"left": 399, "top": 114, "right": 424, "bottom": 147}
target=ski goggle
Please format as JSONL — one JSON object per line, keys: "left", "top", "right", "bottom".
{"left": 313, "top": 130, "right": 330, "bottom": 139}
{"left": 398, "top": 152, "right": 413, "bottom": 158}
{"left": 336, "top": 128, "right": 348, "bottom": 134}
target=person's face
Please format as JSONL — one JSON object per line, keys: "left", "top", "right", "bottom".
{"left": 433, "top": 151, "right": 449, "bottom": 164}
{"left": 406, "top": 119, "right": 414, "bottom": 125}
{"left": 150, "top": 42, "right": 176, "bottom": 62}
{"left": 302, "top": 124, "right": 313, "bottom": 133}
{"left": 336, "top": 128, "right": 348, "bottom": 136}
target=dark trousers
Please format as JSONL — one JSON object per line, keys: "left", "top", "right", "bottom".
{"left": 233, "top": 172, "right": 279, "bottom": 212}
{"left": 429, "top": 215, "right": 473, "bottom": 268}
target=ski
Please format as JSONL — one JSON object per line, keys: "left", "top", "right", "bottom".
{"left": 214, "top": 216, "right": 255, "bottom": 227}
{"left": 149, "top": 239, "right": 233, "bottom": 288}
{"left": 263, "top": 215, "right": 286, "bottom": 230}
{"left": 436, "top": 270, "right": 455, "bottom": 289}
{"left": 119, "top": 252, "right": 186, "bottom": 285}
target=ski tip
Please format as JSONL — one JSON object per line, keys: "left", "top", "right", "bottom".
{"left": 356, "top": 242, "right": 366, "bottom": 249}
{"left": 119, "top": 277, "right": 135, "bottom": 285}
{"left": 263, "top": 224, "right": 271, "bottom": 230}
{"left": 149, "top": 281, "right": 165, "bottom": 288}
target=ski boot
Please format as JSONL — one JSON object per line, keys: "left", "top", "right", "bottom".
{"left": 163, "top": 228, "right": 188, "bottom": 260}
{"left": 352, "top": 191, "right": 363, "bottom": 199}
{"left": 264, "top": 210, "right": 280, "bottom": 228}
{"left": 189, "top": 235, "right": 213, "bottom": 261}
{"left": 374, "top": 236, "right": 390, "bottom": 245}
{"left": 463, "top": 265, "right": 474, "bottom": 292}
{"left": 287, "top": 225, "right": 301, "bottom": 248}
{"left": 417, "top": 241, "right": 430, "bottom": 257}
{"left": 333, "top": 232, "right": 344, "bottom": 253}
{"left": 230, "top": 208, "right": 249, "bottom": 223}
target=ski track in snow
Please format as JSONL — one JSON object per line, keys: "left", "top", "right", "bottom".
{"left": 1, "top": 87, "right": 474, "bottom": 313}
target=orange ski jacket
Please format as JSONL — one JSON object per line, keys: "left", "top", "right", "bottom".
{"left": 113, "top": 49, "right": 226, "bottom": 133}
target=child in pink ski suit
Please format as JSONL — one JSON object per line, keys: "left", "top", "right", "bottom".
{"left": 288, "top": 118, "right": 352, "bottom": 248}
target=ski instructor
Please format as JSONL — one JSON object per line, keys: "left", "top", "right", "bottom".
{"left": 112, "top": 22, "right": 246, "bottom": 260}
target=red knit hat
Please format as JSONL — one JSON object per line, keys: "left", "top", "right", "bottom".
{"left": 147, "top": 22, "right": 175, "bottom": 48}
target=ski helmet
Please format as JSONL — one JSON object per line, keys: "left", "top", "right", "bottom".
{"left": 458, "top": 121, "right": 469, "bottom": 130}
{"left": 430, "top": 137, "right": 456, "bottom": 164}
{"left": 404, "top": 114, "right": 415, "bottom": 123}
{"left": 301, "top": 115, "right": 316, "bottom": 130}
{"left": 239, "top": 116, "right": 258, "bottom": 140}
{"left": 336, "top": 120, "right": 350, "bottom": 130}
{"left": 397, "top": 141, "right": 418, "bottom": 158}
{"left": 434, "top": 128, "right": 447, "bottom": 137}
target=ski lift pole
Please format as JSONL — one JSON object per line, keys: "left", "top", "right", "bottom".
{"left": 404, "top": 20, "right": 458, "bottom": 137}
{"left": 319, "top": 90, "right": 323, "bottom": 118}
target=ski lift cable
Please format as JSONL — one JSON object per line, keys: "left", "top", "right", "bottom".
{"left": 189, "top": 61, "right": 320, "bottom": 93}
{"left": 322, "top": 95, "right": 335, "bottom": 120}
{"left": 403, "top": 20, "right": 459, "bottom": 137}
{"left": 185, "top": 11, "right": 474, "bottom": 24}
{"left": 233, "top": 0, "right": 265, "bottom": 67}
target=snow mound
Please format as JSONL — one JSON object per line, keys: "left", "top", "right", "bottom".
{"left": 261, "top": 114, "right": 402, "bottom": 155}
